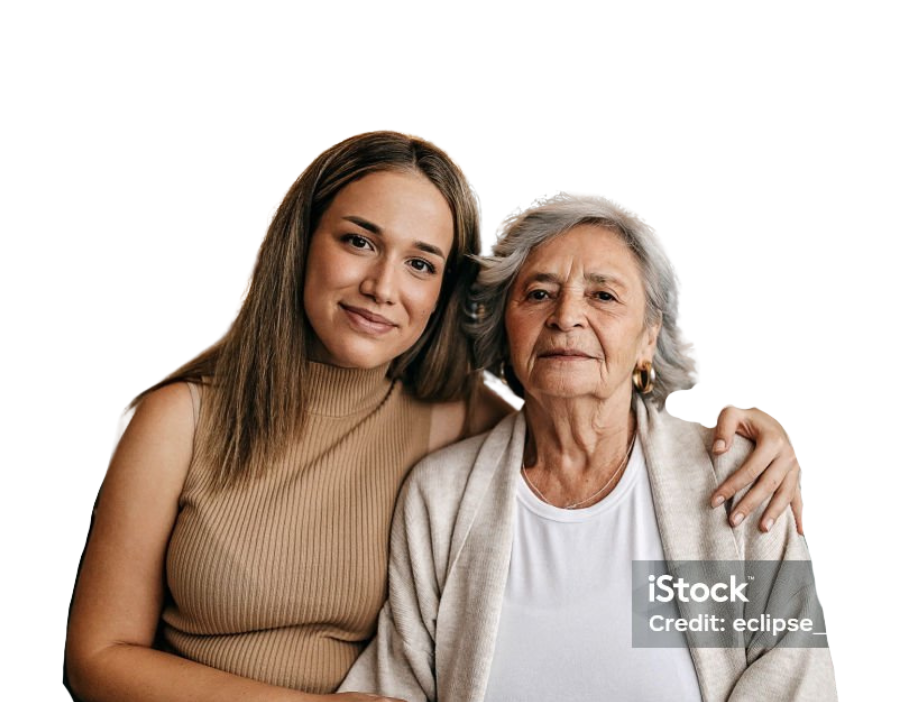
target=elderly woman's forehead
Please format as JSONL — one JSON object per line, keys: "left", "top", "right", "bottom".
{"left": 518, "top": 224, "right": 636, "bottom": 269}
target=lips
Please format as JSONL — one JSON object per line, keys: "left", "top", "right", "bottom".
{"left": 340, "top": 304, "right": 398, "bottom": 335}
{"left": 538, "top": 347, "right": 594, "bottom": 359}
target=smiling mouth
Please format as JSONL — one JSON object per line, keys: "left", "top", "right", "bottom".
{"left": 340, "top": 304, "right": 398, "bottom": 335}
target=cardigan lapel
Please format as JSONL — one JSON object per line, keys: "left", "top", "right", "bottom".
{"left": 437, "top": 412, "right": 526, "bottom": 702}
{"left": 636, "top": 398, "right": 740, "bottom": 562}
{"left": 636, "top": 398, "right": 747, "bottom": 701}
{"left": 438, "top": 405, "right": 750, "bottom": 702}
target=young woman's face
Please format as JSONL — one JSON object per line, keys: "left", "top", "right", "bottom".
{"left": 304, "top": 170, "right": 455, "bottom": 369}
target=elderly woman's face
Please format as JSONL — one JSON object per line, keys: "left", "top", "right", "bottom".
{"left": 504, "top": 225, "right": 659, "bottom": 402}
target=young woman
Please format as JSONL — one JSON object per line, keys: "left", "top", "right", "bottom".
{"left": 64, "top": 131, "right": 803, "bottom": 702}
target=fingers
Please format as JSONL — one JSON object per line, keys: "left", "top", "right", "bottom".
{"left": 709, "top": 438, "right": 779, "bottom": 508}
{"left": 728, "top": 453, "right": 799, "bottom": 530}
{"left": 756, "top": 468, "right": 800, "bottom": 533}
{"left": 712, "top": 405, "right": 741, "bottom": 455}
{"left": 710, "top": 404, "right": 803, "bottom": 532}
{"left": 726, "top": 461, "right": 783, "bottom": 527}
{"left": 717, "top": 406, "right": 792, "bottom": 450}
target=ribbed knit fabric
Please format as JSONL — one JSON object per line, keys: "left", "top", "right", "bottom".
{"left": 161, "top": 361, "right": 433, "bottom": 693}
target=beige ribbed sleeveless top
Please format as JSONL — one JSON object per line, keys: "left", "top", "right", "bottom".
{"left": 161, "top": 361, "right": 433, "bottom": 693}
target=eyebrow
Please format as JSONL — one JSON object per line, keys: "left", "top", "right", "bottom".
{"left": 342, "top": 215, "right": 447, "bottom": 259}
{"left": 523, "top": 271, "right": 625, "bottom": 286}
{"left": 585, "top": 272, "right": 623, "bottom": 286}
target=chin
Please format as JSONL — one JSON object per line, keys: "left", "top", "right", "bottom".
{"left": 319, "top": 338, "right": 401, "bottom": 370}
{"left": 329, "top": 350, "right": 393, "bottom": 370}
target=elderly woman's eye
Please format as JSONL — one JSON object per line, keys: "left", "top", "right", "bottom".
{"left": 594, "top": 291, "right": 616, "bottom": 302}
{"left": 526, "top": 289, "right": 550, "bottom": 301}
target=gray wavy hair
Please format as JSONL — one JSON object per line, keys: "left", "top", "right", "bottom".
{"left": 467, "top": 193, "right": 696, "bottom": 407}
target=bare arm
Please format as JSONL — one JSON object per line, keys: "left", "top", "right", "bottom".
{"left": 65, "top": 384, "right": 401, "bottom": 702}
{"left": 710, "top": 406, "right": 804, "bottom": 534}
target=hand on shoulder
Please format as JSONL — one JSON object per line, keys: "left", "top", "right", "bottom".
{"left": 709, "top": 405, "right": 803, "bottom": 534}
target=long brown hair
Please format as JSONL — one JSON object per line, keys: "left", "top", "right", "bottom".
{"left": 134, "top": 131, "right": 481, "bottom": 484}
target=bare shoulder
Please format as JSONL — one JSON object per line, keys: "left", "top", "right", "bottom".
{"left": 98, "top": 382, "right": 196, "bottom": 516}
{"left": 427, "top": 399, "right": 467, "bottom": 452}
{"left": 465, "top": 380, "right": 515, "bottom": 437}
{"left": 427, "top": 382, "right": 515, "bottom": 453}
{"left": 129, "top": 382, "right": 196, "bottom": 433}
{"left": 427, "top": 379, "right": 516, "bottom": 452}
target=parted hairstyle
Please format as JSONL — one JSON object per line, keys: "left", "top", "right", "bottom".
{"left": 467, "top": 193, "right": 695, "bottom": 407}
{"left": 134, "top": 131, "right": 481, "bottom": 484}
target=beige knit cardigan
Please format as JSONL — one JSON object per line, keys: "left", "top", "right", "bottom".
{"left": 340, "top": 398, "right": 838, "bottom": 701}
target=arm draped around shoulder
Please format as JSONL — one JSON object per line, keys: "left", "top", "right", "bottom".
{"left": 712, "top": 436, "right": 838, "bottom": 702}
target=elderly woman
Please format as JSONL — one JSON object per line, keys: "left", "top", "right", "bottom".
{"left": 339, "top": 195, "right": 837, "bottom": 701}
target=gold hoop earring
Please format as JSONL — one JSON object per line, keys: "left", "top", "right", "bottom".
{"left": 632, "top": 362, "right": 656, "bottom": 395}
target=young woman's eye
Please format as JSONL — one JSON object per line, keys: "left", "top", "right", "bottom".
{"left": 408, "top": 258, "right": 437, "bottom": 275}
{"left": 342, "top": 234, "right": 374, "bottom": 251}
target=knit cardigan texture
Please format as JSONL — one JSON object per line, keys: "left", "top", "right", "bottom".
{"left": 340, "top": 398, "right": 838, "bottom": 701}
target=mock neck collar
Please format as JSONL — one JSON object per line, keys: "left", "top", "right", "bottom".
{"left": 304, "top": 360, "right": 394, "bottom": 417}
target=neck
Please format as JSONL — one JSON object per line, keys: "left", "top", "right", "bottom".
{"left": 522, "top": 385, "right": 635, "bottom": 508}
{"left": 303, "top": 359, "right": 392, "bottom": 417}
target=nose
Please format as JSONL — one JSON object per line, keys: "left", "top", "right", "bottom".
{"left": 547, "top": 290, "right": 585, "bottom": 331}
{"left": 360, "top": 259, "right": 397, "bottom": 305}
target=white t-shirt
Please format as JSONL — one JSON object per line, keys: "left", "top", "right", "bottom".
{"left": 483, "top": 438, "right": 703, "bottom": 702}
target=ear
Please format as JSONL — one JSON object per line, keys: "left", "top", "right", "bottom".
{"left": 639, "top": 317, "right": 662, "bottom": 364}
